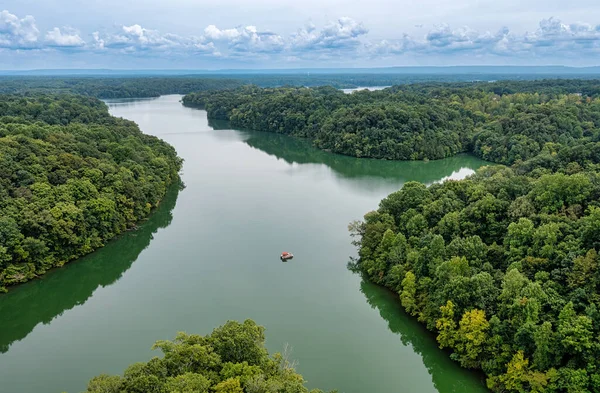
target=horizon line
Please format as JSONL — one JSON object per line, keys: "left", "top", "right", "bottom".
{"left": 2, "top": 64, "right": 600, "bottom": 71}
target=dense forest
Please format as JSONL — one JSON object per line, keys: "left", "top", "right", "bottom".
{"left": 0, "top": 95, "right": 182, "bottom": 292}
{"left": 347, "top": 82, "right": 600, "bottom": 391}
{"left": 182, "top": 79, "right": 600, "bottom": 162}
{"left": 0, "top": 77, "right": 243, "bottom": 98}
{"left": 85, "top": 319, "right": 334, "bottom": 393}
{"left": 225, "top": 72, "right": 600, "bottom": 90}
{"left": 4, "top": 73, "right": 600, "bottom": 99}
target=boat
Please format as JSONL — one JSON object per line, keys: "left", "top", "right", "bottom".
{"left": 280, "top": 252, "right": 294, "bottom": 261}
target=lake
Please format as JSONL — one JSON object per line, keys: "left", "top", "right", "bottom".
{"left": 341, "top": 86, "right": 391, "bottom": 93}
{"left": 0, "top": 95, "right": 491, "bottom": 393}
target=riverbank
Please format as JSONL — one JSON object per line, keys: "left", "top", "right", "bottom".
{"left": 0, "top": 95, "right": 182, "bottom": 292}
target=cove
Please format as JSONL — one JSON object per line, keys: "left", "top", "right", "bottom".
{"left": 0, "top": 95, "right": 490, "bottom": 393}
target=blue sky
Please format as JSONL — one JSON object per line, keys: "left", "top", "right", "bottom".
{"left": 1, "top": 0, "right": 600, "bottom": 69}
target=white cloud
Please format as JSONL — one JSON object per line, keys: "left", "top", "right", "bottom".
{"left": 45, "top": 27, "right": 85, "bottom": 47}
{"left": 92, "top": 24, "right": 221, "bottom": 57}
{"left": 204, "top": 25, "right": 241, "bottom": 41}
{"left": 202, "top": 24, "right": 284, "bottom": 55}
{"left": 102, "top": 24, "right": 188, "bottom": 51}
{"left": 522, "top": 17, "right": 600, "bottom": 53}
{"left": 373, "top": 25, "right": 511, "bottom": 56}
{"left": 2, "top": 9, "right": 600, "bottom": 66}
{"left": 0, "top": 10, "right": 39, "bottom": 49}
{"left": 425, "top": 24, "right": 509, "bottom": 51}
{"left": 373, "top": 17, "right": 600, "bottom": 59}
{"left": 291, "top": 17, "right": 368, "bottom": 53}
{"left": 92, "top": 31, "right": 104, "bottom": 49}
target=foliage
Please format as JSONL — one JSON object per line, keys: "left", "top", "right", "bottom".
{"left": 6, "top": 74, "right": 600, "bottom": 98}
{"left": 184, "top": 80, "right": 600, "bottom": 162}
{"left": 351, "top": 116, "right": 600, "bottom": 391}
{"left": 85, "top": 320, "right": 335, "bottom": 393}
{"left": 341, "top": 79, "right": 600, "bottom": 393}
{"left": 0, "top": 77, "right": 243, "bottom": 98}
{"left": 0, "top": 95, "right": 182, "bottom": 291}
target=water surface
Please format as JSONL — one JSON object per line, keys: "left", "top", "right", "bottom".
{"left": 0, "top": 95, "right": 490, "bottom": 393}
{"left": 341, "top": 86, "right": 391, "bottom": 94}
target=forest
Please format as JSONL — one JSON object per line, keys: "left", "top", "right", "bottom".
{"left": 85, "top": 319, "right": 334, "bottom": 393}
{"left": 0, "top": 94, "right": 182, "bottom": 292}
{"left": 4, "top": 74, "right": 600, "bottom": 99}
{"left": 182, "top": 79, "right": 600, "bottom": 162}
{"left": 0, "top": 77, "right": 243, "bottom": 98}
{"left": 346, "top": 81, "right": 600, "bottom": 391}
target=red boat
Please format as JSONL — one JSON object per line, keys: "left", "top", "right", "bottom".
{"left": 280, "top": 252, "right": 294, "bottom": 261}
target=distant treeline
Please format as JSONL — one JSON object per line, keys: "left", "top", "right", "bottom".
{"left": 0, "top": 77, "right": 243, "bottom": 98}
{"left": 234, "top": 73, "right": 600, "bottom": 89}
{"left": 3, "top": 73, "right": 600, "bottom": 99}
{"left": 182, "top": 79, "right": 600, "bottom": 162}
{"left": 0, "top": 95, "right": 182, "bottom": 291}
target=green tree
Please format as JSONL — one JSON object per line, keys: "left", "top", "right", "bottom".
{"left": 84, "top": 320, "right": 334, "bottom": 393}
{"left": 164, "top": 372, "right": 210, "bottom": 393}
{"left": 454, "top": 309, "right": 489, "bottom": 368}
{"left": 488, "top": 351, "right": 548, "bottom": 393}
{"left": 214, "top": 378, "right": 244, "bottom": 393}
{"left": 400, "top": 271, "right": 418, "bottom": 316}
{"left": 558, "top": 302, "right": 594, "bottom": 357}
{"left": 208, "top": 320, "right": 268, "bottom": 366}
{"left": 86, "top": 374, "right": 122, "bottom": 393}
{"left": 436, "top": 300, "right": 457, "bottom": 349}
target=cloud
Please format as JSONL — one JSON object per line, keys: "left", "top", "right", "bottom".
{"left": 522, "top": 17, "right": 600, "bottom": 53}
{"left": 93, "top": 22, "right": 285, "bottom": 58}
{"left": 0, "top": 10, "right": 39, "bottom": 49}
{"left": 197, "top": 17, "right": 368, "bottom": 60}
{"left": 91, "top": 31, "right": 104, "bottom": 49}
{"left": 99, "top": 24, "right": 189, "bottom": 51}
{"left": 2, "top": 9, "right": 600, "bottom": 66}
{"left": 291, "top": 17, "right": 368, "bottom": 53}
{"left": 203, "top": 25, "right": 284, "bottom": 55}
{"left": 204, "top": 25, "right": 241, "bottom": 41}
{"left": 373, "top": 17, "right": 600, "bottom": 59}
{"left": 426, "top": 25, "right": 509, "bottom": 51}
{"left": 45, "top": 27, "right": 85, "bottom": 47}
{"left": 373, "top": 25, "right": 511, "bottom": 56}
{"left": 91, "top": 23, "right": 220, "bottom": 57}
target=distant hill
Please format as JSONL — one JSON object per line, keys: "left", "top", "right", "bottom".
{"left": 1, "top": 65, "right": 600, "bottom": 76}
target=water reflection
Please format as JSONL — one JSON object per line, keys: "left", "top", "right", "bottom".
{"left": 0, "top": 184, "right": 180, "bottom": 354}
{"left": 341, "top": 86, "right": 391, "bottom": 94}
{"left": 209, "top": 118, "right": 489, "bottom": 194}
{"left": 359, "top": 279, "right": 489, "bottom": 393}
{"left": 103, "top": 97, "right": 160, "bottom": 105}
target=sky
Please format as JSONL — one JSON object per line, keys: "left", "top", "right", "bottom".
{"left": 1, "top": 0, "right": 600, "bottom": 69}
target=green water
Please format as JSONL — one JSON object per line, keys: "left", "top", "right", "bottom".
{"left": 0, "top": 95, "right": 491, "bottom": 393}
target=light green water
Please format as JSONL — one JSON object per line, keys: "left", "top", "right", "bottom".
{"left": 0, "top": 95, "right": 491, "bottom": 393}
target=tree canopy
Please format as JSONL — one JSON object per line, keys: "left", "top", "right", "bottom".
{"left": 0, "top": 77, "right": 243, "bottom": 98}
{"left": 349, "top": 82, "right": 600, "bottom": 391}
{"left": 85, "top": 320, "right": 335, "bottom": 393}
{"left": 0, "top": 94, "right": 182, "bottom": 291}
{"left": 6, "top": 74, "right": 600, "bottom": 99}
{"left": 183, "top": 80, "right": 600, "bottom": 162}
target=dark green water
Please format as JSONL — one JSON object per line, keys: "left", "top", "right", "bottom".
{"left": 0, "top": 95, "right": 491, "bottom": 393}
